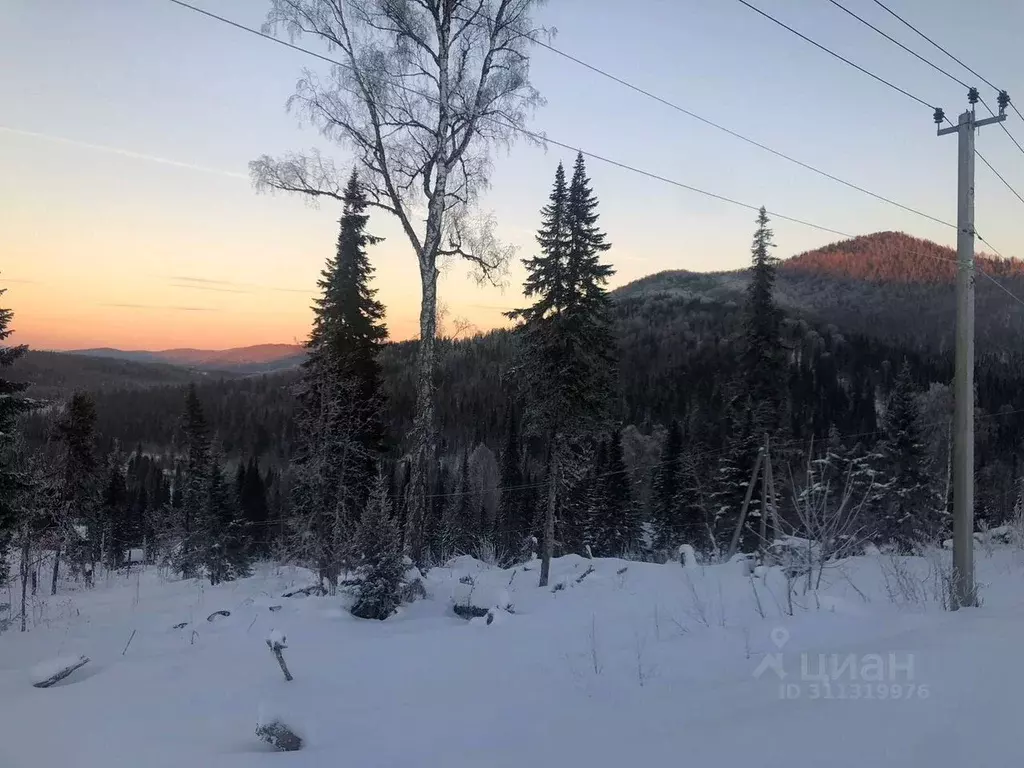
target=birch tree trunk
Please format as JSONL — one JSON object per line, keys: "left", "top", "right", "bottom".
{"left": 251, "top": 0, "right": 544, "bottom": 561}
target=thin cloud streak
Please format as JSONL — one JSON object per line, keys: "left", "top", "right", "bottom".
{"left": 168, "top": 282, "right": 252, "bottom": 294}
{"left": 169, "top": 276, "right": 241, "bottom": 286}
{"left": 167, "top": 274, "right": 311, "bottom": 294}
{"left": 102, "top": 303, "right": 218, "bottom": 311}
{"left": 1, "top": 126, "right": 249, "bottom": 180}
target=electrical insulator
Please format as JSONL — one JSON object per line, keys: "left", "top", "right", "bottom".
{"left": 998, "top": 90, "right": 1011, "bottom": 113}
{"left": 968, "top": 87, "right": 980, "bottom": 105}
{"left": 933, "top": 107, "right": 945, "bottom": 125}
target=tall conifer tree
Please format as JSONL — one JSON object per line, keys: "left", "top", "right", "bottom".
{"left": 496, "top": 404, "right": 529, "bottom": 558}
{"left": 879, "top": 361, "right": 939, "bottom": 549}
{"left": 711, "top": 208, "right": 784, "bottom": 555}
{"left": 0, "top": 292, "right": 30, "bottom": 580}
{"left": 292, "top": 172, "right": 388, "bottom": 591}
{"left": 52, "top": 392, "right": 100, "bottom": 590}
{"left": 178, "top": 384, "right": 210, "bottom": 577}
{"left": 508, "top": 154, "right": 615, "bottom": 585}
{"left": 652, "top": 419, "right": 684, "bottom": 553}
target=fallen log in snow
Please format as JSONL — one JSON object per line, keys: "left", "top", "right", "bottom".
{"left": 266, "top": 630, "right": 293, "bottom": 682}
{"left": 32, "top": 655, "right": 90, "bottom": 688}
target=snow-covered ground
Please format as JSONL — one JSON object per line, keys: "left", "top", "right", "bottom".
{"left": 4, "top": 547, "right": 1024, "bottom": 767}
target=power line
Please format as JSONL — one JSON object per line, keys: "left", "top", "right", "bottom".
{"left": 736, "top": 0, "right": 1024, "bottom": 208}
{"left": 979, "top": 98, "right": 1024, "bottom": 157}
{"left": 166, "top": 0, "right": 853, "bottom": 238}
{"left": 517, "top": 126, "right": 852, "bottom": 237}
{"left": 824, "top": 0, "right": 970, "bottom": 89}
{"left": 974, "top": 232, "right": 1024, "bottom": 311}
{"left": 868, "top": 0, "right": 1024, "bottom": 154}
{"left": 976, "top": 148, "right": 1024, "bottom": 207}
{"left": 531, "top": 34, "right": 953, "bottom": 230}
{"left": 870, "top": 0, "right": 997, "bottom": 91}
{"left": 166, "top": 2, "right": 1022, "bottom": 303}
{"left": 733, "top": 0, "right": 937, "bottom": 110}
{"left": 166, "top": 0, "right": 342, "bottom": 70}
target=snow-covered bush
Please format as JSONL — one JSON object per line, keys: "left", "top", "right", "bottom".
{"left": 256, "top": 719, "right": 303, "bottom": 751}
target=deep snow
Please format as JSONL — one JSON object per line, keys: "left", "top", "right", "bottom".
{"left": 3, "top": 547, "right": 1024, "bottom": 767}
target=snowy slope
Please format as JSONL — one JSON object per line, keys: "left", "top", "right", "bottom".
{"left": 3, "top": 550, "right": 1024, "bottom": 767}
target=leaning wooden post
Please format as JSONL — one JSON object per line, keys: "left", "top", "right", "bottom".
{"left": 726, "top": 448, "right": 764, "bottom": 561}
{"left": 266, "top": 632, "right": 293, "bottom": 682}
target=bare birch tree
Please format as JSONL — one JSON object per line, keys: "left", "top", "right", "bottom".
{"left": 250, "top": 0, "right": 545, "bottom": 560}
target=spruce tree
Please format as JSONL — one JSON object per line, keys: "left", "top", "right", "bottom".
{"left": 292, "top": 171, "right": 387, "bottom": 591}
{"left": 178, "top": 385, "right": 210, "bottom": 577}
{"left": 592, "top": 429, "right": 641, "bottom": 556}
{"left": 878, "top": 361, "right": 939, "bottom": 549}
{"left": 201, "top": 449, "right": 252, "bottom": 586}
{"left": 743, "top": 206, "right": 784, "bottom": 431}
{"left": 351, "top": 473, "right": 404, "bottom": 621}
{"left": 583, "top": 437, "right": 609, "bottom": 554}
{"left": 234, "top": 462, "right": 246, "bottom": 505}
{"left": 709, "top": 210, "right": 785, "bottom": 557}
{"left": 240, "top": 458, "right": 269, "bottom": 555}
{"left": 495, "top": 404, "right": 528, "bottom": 558}
{"left": 52, "top": 392, "right": 100, "bottom": 589}
{"left": 424, "top": 458, "right": 447, "bottom": 561}
{"left": 507, "top": 154, "right": 616, "bottom": 585}
{"left": 101, "top": 447, "right": 129, "bottom": 568}
{"left": 652, "top": 420, "right": 684, "bottom": 552}
{"left": 0, "top": 293, "right": 30, "bottom": 580}
{"left": 674, "top": 445, "right": 708, "bottom": 553}
{"left": 441, "top": 450, "right": 473, "bottom": 555}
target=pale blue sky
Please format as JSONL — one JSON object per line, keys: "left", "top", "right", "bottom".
{"left": 2, "top": 0, "right": 1022, "bottom": 348}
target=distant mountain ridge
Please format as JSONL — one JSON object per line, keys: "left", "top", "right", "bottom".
{"left": 616, "top": 231, "right": 1024, "bottom": 354}
{"left": 70, "top": 343, "right": 307, "bottom": 374}
{"left": 65, "top": 232, "right": 1024, "bottom": 380}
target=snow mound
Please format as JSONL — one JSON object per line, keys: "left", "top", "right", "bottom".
{"left": 266, "top": 629, "right": 287, "bottom": 648}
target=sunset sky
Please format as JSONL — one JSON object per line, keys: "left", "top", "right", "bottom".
{"left": 2, "top": 0, "right": 1022, "bottom": 350}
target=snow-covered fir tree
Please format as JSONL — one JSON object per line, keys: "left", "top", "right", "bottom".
{"left": 0, "top": 292, "right": 31, "bottom": 582}
{"left": 673, "top": 443, "right": 709, "bottom": 553}
{"left": 590, "top": 429, "right": 641, "bottom": 556}
{"left": 291, "top": 172, "right": 388, "bottom": 592}
{"left": 100, "top": 445, "right": 129, "bottom": 568}
{"left": 239, "top": 458, "right": 269, "bottom": 556}
{"left": 201, "top": 447, "right": 252, "bottom": 586}
{"left": 652, "top": 419, "right": 684, "bottom": 553}
{"left": 742, "top": 207, "right": 785, "bottom": 433}
{"left": 495, "top": 404, "right": 530, "bottom": 559}
{"left": 350, "top": 473, "right": 404, "bottom": 621}
{"left": 52, "top": 391, "right": 100, "bottom": 591}
{"left": 177, "top": 384, "right": 210, "bottom": 577}
{"left": 507, "top": 154, "right": 616, "bottom": 585}
{"left": 878, "top": 361, "right": 940, "bottom": 550}
{"left": 441, "top": 450, "right": 473, "bottom": 556}
{"left": 709, "top": 208, "right": 785, "bottom": 555}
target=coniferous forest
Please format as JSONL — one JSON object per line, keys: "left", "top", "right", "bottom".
{"left": 5, "top": 157, "right": 1024, "bottom": 616}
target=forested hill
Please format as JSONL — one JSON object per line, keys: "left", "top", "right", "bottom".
{"left": 622, "top": 231, "right": 1024, "bottom": 354}
{"left": 8, "top": 351, "right": 219, "bottom": 400}
{"left": 70, "top": 343, "right": 307, "bottom": 374}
